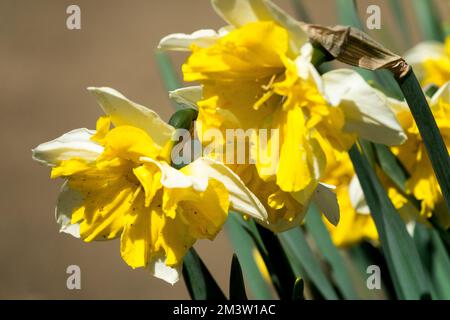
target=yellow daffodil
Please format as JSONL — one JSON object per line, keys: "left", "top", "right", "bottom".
{"left": 32, "top": 87, "right": 268, "bottom": 284}
{"left": 390, "top": 83, "right": 450, "bottom": 228}
{"left": 159, "top": 0, "right": 406, "bottom": 232}
{"left": 405, "top": 36, "right": 450, "bottom": 87}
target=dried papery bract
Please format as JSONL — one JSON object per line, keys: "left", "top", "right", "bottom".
{"left": 302, "top": 22, "right": 450, "bottom": 220}
{"left": 301, "top": 24, "right": 410, "bottom": 78}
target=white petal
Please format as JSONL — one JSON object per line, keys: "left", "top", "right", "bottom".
{"left": 149, "top": 258, "right": 180, "bottom": 285}
{"left": 32, "top": 128, "right": 103, "bottom": 166}
{"left": 431, "top": 81, "right": 450, "bottom": 105}
{"left": 183, "top": 157, "right": 268, "bottom": 221}
{"left": 406, "top": 221, "right": 416, "bottom": 237}
{"left": 55, "top": 182, "right": 81, "bottom": 238}
{"left": 322, "top": 69, "right": 406, "bottom": 146}
{"left": 404, "top": 41, "right": 445, "bottom": 65}
{"left": 349, "top": 175, "right": 370, "bottom": 215}
{"left": 88, "top": 87, "right": 175, "bottom": 148}
{"left": 386, "top": 97, "right": 410, "bottom": 116}
{"left": 295, "top": 51, "right": 325, "bottom": 94}
{"left": 159, "top": 29, "right": 222, "bottom": 51}
{"left": 169, "top": 86, "right": 202, "bottom": 109}
{"left": 313, "top": 183, "right": 340, "bottom": 226}
{"left": 211, "top": 0, "right": 308, "bottom": 55}
{"left": 212, "top": 0, "right": 271, "bottom": 27}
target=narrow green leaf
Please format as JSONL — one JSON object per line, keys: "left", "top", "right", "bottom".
{"left": 413, "top": 224, "right": 439, "bottom": 299}
{"left": 412, "top": 0, "right": 445, "bottom": 42}
{"left": 229, "top": 254, "right": 248, "bottom": 300}
{"left": 154, "top": 51, "right": 183, "bottom": 110}
{"left": 415, "top": 223, "right": 450, "bottom": 299}
{"left": 279, "top": 227, "right": 339, "bottom": 300}
{"left": 292, "top": 278, "right": 305, "bottom": 300}
{"left": 225, "top": 214, "right": 274, "bottom": 299}
{"left": 349, "top": 144, "right": 431, "bottom": 299}
{"left": 256, "top": 224, "right": 296, "bottom": 300}
{"left": 429, "top": 229, "right": 450, "bottom": 299}
{"left": 182, "top": 248, "right": 227, "bottom": 300}
{"left": 373, "top": 143, "right": 408, "bottom": 192}
{"left": 305, "top": 204, "right": 358, "bottom": 299}
{"left": 397, "top": 69, "right": 450, "bottom": 220}
{"left": 359, "top": 139, "right": 376, "bottom": 168}
{"left": 429, "top": 215, "right": 450, "bottom": 249}
{"left": 349, "top": 243, "right": 394, "bottom": 299}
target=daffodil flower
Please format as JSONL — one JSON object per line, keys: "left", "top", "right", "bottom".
{"left": 159, "top": 0, "right": 406, "bottom": 231}
{"left": 32, "top": 87, "right": 268, "bottom": 284}
{"left": 405, "top": 36, "right": 450, "bottom": 88}
{"left": 390, "top": 82, "right": 450, "bottom": 228}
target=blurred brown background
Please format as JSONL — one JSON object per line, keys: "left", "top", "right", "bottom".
{"left": 0, "top": 0, "right": 446, "bottom": 299}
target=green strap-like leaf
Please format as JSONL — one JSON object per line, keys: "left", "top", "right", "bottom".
{"left": 279, "top": 227, "right": 339, "bottom": 300}
{"left": 305, "top": 204, "right": 358, "bottom": 299}
{"left": 182, "top": 248, "right": 227, "bottom": 300}
{"left": 229, "top": 254, "right": 248, "bottom": 300}
{"left": 256, "top": 224, "right": 296, "bottom": 300}
{"left": 225, "top": 214, "right": 274, "bottom": 299}
{"left": 429, "top": 229, "right": 450, "bottom": 299}
{"left": 429, "top": 216, "right": 450, "bottom": 249}
{"left": 349, "top": 243, "right": 392, "bottom": 299}
{"left": 292, "top": 278, "right": 305, "bottom": 300}
{"left": 414, "top": 223, "right": 450, "bottom": 299}
{"left": 349, "top": 144, "right": 431, "bottom": 300}
{"left": 373, "top": 143, "right": 408, "bottom": 192}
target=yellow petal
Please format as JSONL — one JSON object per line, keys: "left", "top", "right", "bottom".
{"left": 275, "top": 106, "right": 314, "bottom": 192}
{"left": 99, "top": 126, "right": 162, "bottom": 162}
{"left": 133, "top": 163, "right": 162, "bottom": 207}
{"left": 183, "top": 21, "right": 288, "bottom": 82}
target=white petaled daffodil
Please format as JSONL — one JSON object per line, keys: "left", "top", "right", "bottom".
{"left": 32, "top": 87, "right": 268, "bottom": 284}
{"left": 159, "top": 0, "right": 406, "bottom": 232}
{"left": 404, "top": 36, "right": 450, "bottom": 88}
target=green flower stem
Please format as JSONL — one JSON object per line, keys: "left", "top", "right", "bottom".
{"left": 396, "top": 69, "right": 450, "bottom": 219}
{"left": 154, "top": 51, "right": 183, "bottom": 110}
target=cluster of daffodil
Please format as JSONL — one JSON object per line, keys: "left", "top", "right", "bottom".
{"left": 32, "top": 0, "right": 450, "bottom": 290}
{"left": 159, "top": 0, "right": 406, "bottom": 245}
